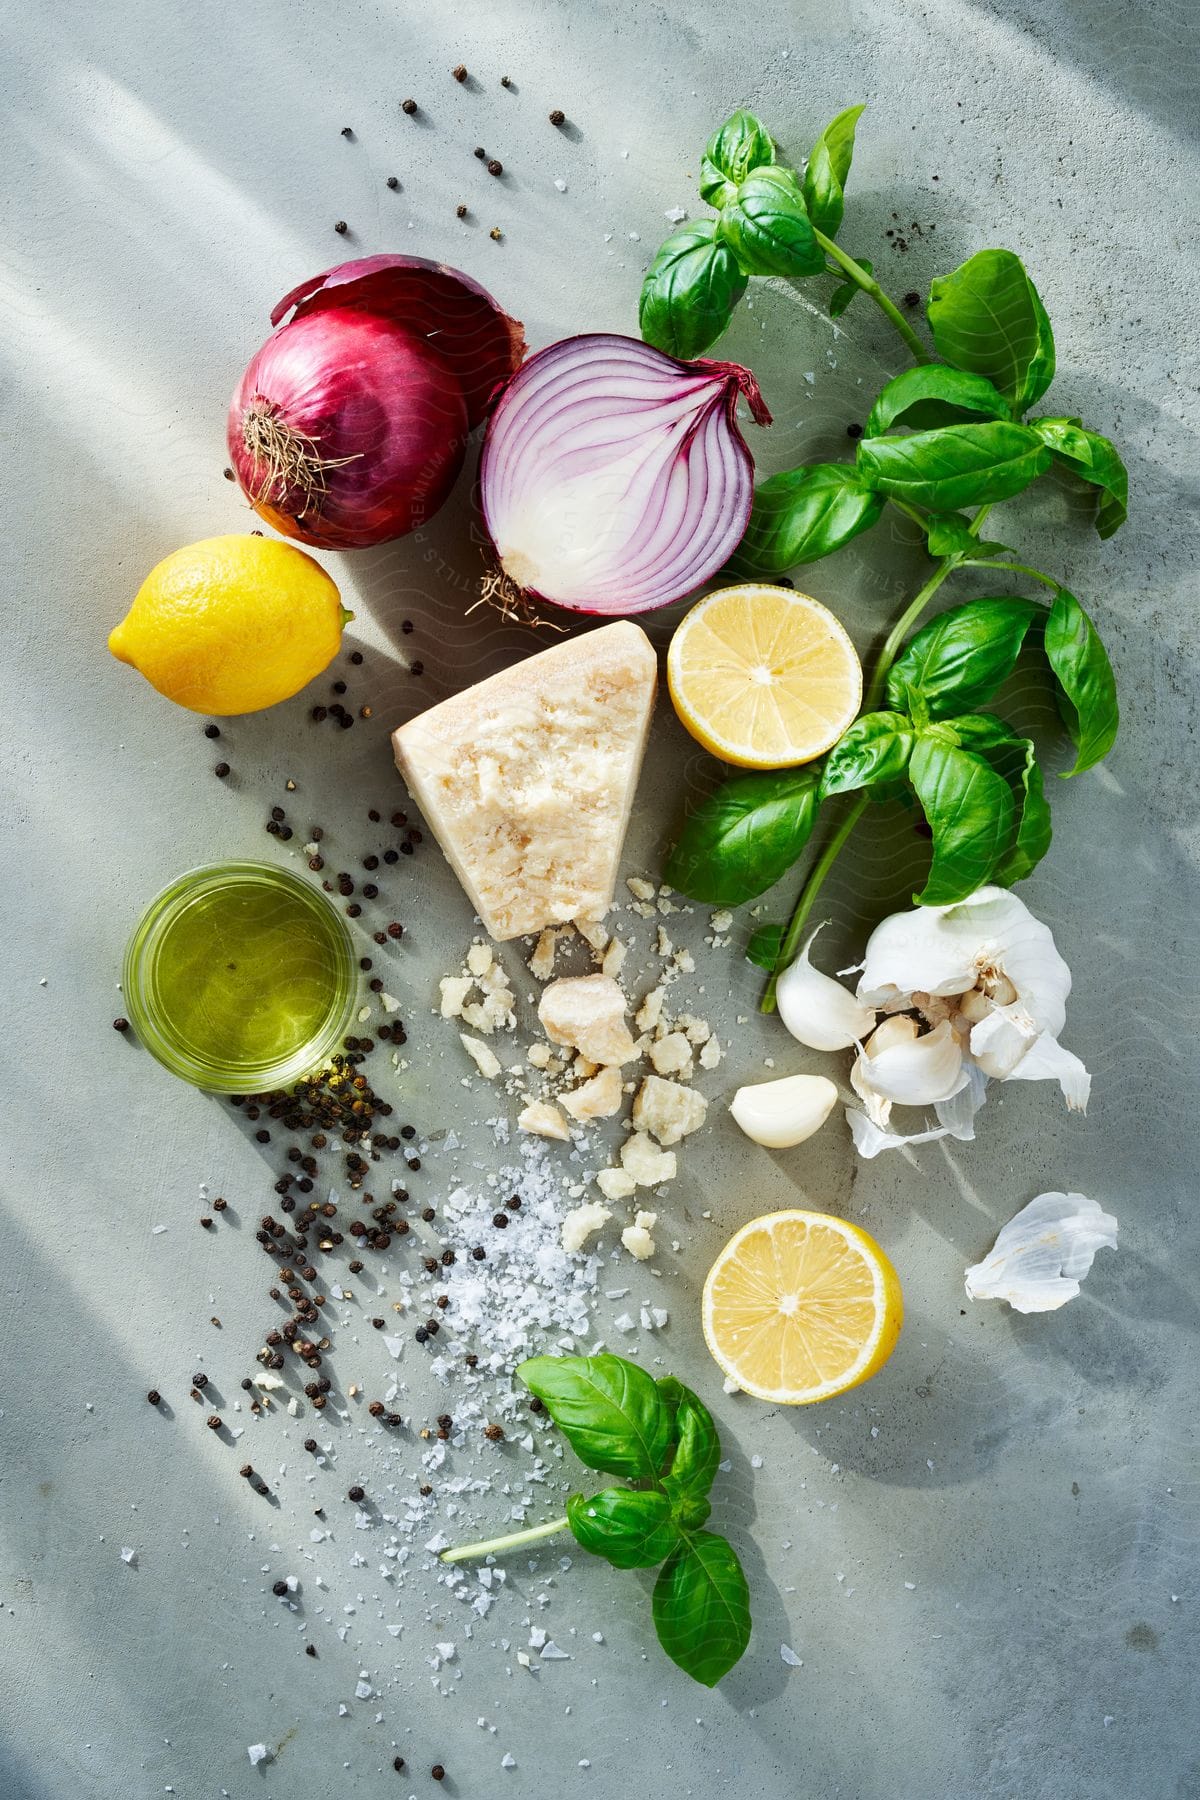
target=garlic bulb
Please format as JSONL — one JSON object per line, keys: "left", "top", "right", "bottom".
{"left": 965, "top": 1192, "right": 1118, "bottom": 1312}
{"left": 853, "top": 1017, "right": 965, "bottom": 1107}
{"left": 776, "top": 925, "right": 878, "bottom": 1051}
{"left": 729, "top": 1073, "right": 839, "bottom": 1148}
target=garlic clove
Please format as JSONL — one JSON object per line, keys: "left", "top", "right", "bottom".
{"left": 729, "top": 1072, "right": 839, "bottom": 1148}
{"left": 862, "top": 1014, "right": 919, "bottom": 1056}
{"left": 776, "top": 924, "right": 879, "bottom": 1052}
{"left": 957, "top": 986, "right": 992, "bottom": 1024}
{"left": 965, "top": 1191, "right": 1117, "bottom": 1312}
{"left": 853, "top": 1018, "right": 965, "bottom": 1106}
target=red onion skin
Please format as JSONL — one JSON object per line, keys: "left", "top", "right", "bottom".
{"left": 228, "top": 309, "right": 467, "bottom": 551}
{"left": 479, "top": 334, "right": 772, "bottom": 616}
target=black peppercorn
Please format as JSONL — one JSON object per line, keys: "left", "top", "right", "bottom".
{"left": 386, "top": 175, "right": 400, "bottom": 190}
{"left": 214, "top": 762, "right": 230, "bottom": 778}
{"left": 471, "top": 1245, "right": 485, "bottom": 1261}
{"left": 394, "top": 1754, "right": 406, "bottom": 1771}
{"left": 484, "top": 1422, "right": 505, "bottom": 1441}
{"left": 492, "top": 1212, "right": 508, "bottom": 1228}
{"left": 113, "top": 1016, "right": 130, "bottom": 1032}
{"left": 272, "top": 1579, "right": 288, "bottom": 1596}
{"left": 432, "top": 1766, "right": 445, "bottom": 1782}
{"left": 306, "top": 1642, "right": 318, "bottom": 1657}
{"left": 304, "top": 1438, "right": 318, "bottom": 1452}
{"left": 486, "top": 159, "right": 502, "bottom": 177}
{"left": 451, "top": 63, "right": 467, "bottom": 81}
{"left": 192, "top": 1372, "right": 208, "bottom": 1389}
{"left": 348, "top": 1485, "right": 365, "bottom": 1502}
{"left": 414, "top": 1326, "right": 428, "bottom": 1343}
{"left": 549, "top": 108, "right": 565, "bottom": 125}
{"left": 847, "top": 421, "right": 864, "bottom": 439}
{"left": 904, "top": 289, "right": 921, "bottom": 308}
{"left": 207, "top": 1414, "right": 222, "bottom": 1431}
{"left": 334, "top": 220, "right": 348, "bottom": 234}
{"left": 146, "top": 1389, "right": 161, "bottom": 1405}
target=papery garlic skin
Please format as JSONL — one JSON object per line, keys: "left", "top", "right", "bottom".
{"left": 965, "top": 1192, "right": 1118, "bottom": 1312}
{"left": 776, "top": 925, "right": 878, "bottom": 1051}
{"left": 730, "top": 1073, "right": 839, "bottom": 1148}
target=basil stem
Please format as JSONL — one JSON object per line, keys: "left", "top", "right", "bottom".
{"left": 440, "top": 1514, "right": 569, "bottom": 1565}
{"left": 813, "top": 229, "right": 931, "bottom": 365}
{"left": 760, "top": 504, "right": 993, "bottom": 1011}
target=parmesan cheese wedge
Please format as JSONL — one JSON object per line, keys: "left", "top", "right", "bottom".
{"left": 392, "top": 622, "right": 657, "bottom": 941}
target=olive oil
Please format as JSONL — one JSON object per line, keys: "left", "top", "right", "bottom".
{"left": 124, "top": 863, "right": 357, "bottom": 1091}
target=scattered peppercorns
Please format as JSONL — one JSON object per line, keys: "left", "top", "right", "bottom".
{"left": 334, "top": 220, "right": 348, "bottom": 235}
{"left": 549, "top": 109, "right": 565, "bottom": 125}
{"left": 386, "top": 175, "right": 400, "bottom": 190}
{"left": 146, "top": 1389, "right": 161, "bottom": 1406}
{"left": 214, "top": 762, "right": 230, "bottom": 779}
{"left": 401, "top": 97, "right": 417, "bottom": 115}
{"left": 431, "top": 1766, "right": 445, "bottom": 1782}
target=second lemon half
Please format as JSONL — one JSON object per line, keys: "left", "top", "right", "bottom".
{"left": 667, "top": 583, "right": 862, "bottom": 768}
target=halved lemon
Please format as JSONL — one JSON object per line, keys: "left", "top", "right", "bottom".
{"left": 667, "top": 584, "right": 862, "bottom": 768}
{"left": 702, "top": 1209, "right": 903, "bottom": 1404}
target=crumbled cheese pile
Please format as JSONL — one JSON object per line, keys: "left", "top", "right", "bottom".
{"left": 436, "top": 878, "right": 723, "bottom": 1256}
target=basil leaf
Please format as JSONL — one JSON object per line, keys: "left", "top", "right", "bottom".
{"left": 923, "top": 514, "right": 1013, "bottom": 560}
{"left": 717, "top": 166, "right": 825, "bottom": 279}
{"left": 948, "top": 716, "right": 1052, "bottom": 884}
{"left": 829, "top": 256, "right": 872, "bottom": 317}
{"left": 1043, "top": 587, "right": 1119, "bottom": 774}
{"left": 927, "top": 249, "right": 1056, "bottom": 412}
{"left": 666, "top": 768, "right": 822, "bottom": 906}
{"left": 639, "top": 219, "right": 749, "bottom": 361}
{"left": 652, "top": 1531, "right": 752, "bottom": 1687}
{"left": 802, "top": 103, "right": 865, "bottom": 237}
{"left": 702, "top": 111, "right": 776, "bottom": 201}
{"left": 1031, "top": 417, "right": 1129, "bottom": 538}
{"left": 566, "top": 1489, "right": 679, "bottom": 1570}
{"left": 746, "top": 921, "right": 784, "bottom": 972}
{"left": 517, "top": 1354, "right": 675, "bottom": 1482}
{"left": 731, "top": 463, "right": 885, "bottom": 574}
{"left": 659, "top": 1379, "right": 721, "bottom": 1529}
{"left": 909, "top": 738, "right": 1016, "bottom": 904}
{"left": 865, "top": 366, "right": 1011, "bottom": 437}
{"left": 820, "top": 712, "right": 915, "bottom": 799}
{"left": 856, "top": 422, "right": 1052, "bottom": 511}
{"left": 886, "top": 597, "right": 1040, "bottom": 720}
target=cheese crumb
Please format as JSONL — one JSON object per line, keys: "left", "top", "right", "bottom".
{"left": 526, "top": 1042, "right": 552, "bottom": 1069}
{"left": 561, "top": 1201, "right": 613, "bottom": 1253}
{"left": 622, "top": 1211, "right": 658, "bottom": 1260}
{"left": 710, "top": 910, "right": 734, "bottom": 933}
{"left": 649, "top": 1031, "right": 693, "bottom": 1077}
{"left": 467, "top": 942, "right": 494, "bottom": 978}
{"left": 597, "top": 1167, "right": 638, "bottom": 1202}
{"left": 636, "top": 986, "right": 665, "bottom": 1033}
{"left": 573, "top": 917, "right": 611, "bottom": 953}
{"left": 626, "top": 876, "right": 656, "bottom": 900}
{"left": 603, "top": 939, "right": 628, "bottom": 981}
{"left": 561, "top": 1065, "right": 623, "bottom": 1122}
{"left": 440, "top": 975, "right": 473, "bottom": 1018}
{"left": 620, "top": 1132, "right": 677, "bottom": 1187}
{"left": 460, "top": 1034, "right": 502, "bottom": 1080}
{"left": 633, "top": 1076, "right": 708, "bottom": 1146}
{"left": 529, "top": 929, "right": 558, "bottom": 981}
{"left": 538, "top": 975, "right": 637, "bottom": 1067}
{"left": 517, "top": 1100, "right": 571, "bottom": 1141}
{"left": 699, "top": 1036, "right": 722, "bottom": 1069}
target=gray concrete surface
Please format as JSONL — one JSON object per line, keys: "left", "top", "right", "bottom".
{"left": 2, "top": 2, "right": 1198, "bottom": 1796}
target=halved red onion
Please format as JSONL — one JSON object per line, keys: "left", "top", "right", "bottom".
{"left": 478, "top": 333, "right": 772, "bottom": 615}
{"left": 228, "top": 256, "right": 525, "bottom": 550}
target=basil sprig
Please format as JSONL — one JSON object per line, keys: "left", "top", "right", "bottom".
{"left": 520, "top": 1355, "right": 751, "bottom": 1687}
{"left": 668, "top": 589, "right": 1118, "bottom": 911}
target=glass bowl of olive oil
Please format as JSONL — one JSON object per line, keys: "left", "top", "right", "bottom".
{"left": 123, "top": 862, "right": 359, "bottom": 1092}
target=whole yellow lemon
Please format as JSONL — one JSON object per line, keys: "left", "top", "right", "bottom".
{"left": 108, "top": 535, "right": 350, "bottom": 716}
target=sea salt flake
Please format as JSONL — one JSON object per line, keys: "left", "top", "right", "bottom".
{"left": 780, "top": 1644, "right": 802, "bottom": 1667}
{"left": 246, "top": 1745, "right": 272, "bottom": 1766}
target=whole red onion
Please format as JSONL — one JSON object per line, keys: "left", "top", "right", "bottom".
{"left": 228, "top": 256, "right": 525, "bottom": 551}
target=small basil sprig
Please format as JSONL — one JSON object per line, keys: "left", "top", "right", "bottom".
{"left": 523, "top": 1356, "right": 751, "bottom": 1687}
{"left": 639, "top": 104, "right": 923, "bottom": 363}
{"left": 440, "top": 1355, "right": 751, "bottom": 1687}
{"left": 927, "top": 248, "right": 1056, "bottom": 412}
{"left": 666, "top": 765, "right": 821, "bottom": 905}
